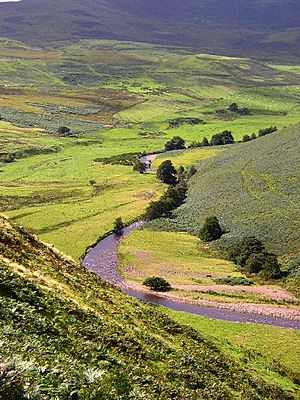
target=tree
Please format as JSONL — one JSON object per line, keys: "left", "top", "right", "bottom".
{"left": 251, "top": 133, "right": 257, "bottom": 140}
{"left": 242, "top": 134, "right": 251, "bottom": 142}
{"left": 202, "top": 137, "right": 210, "bottom": 146}
{"left": 210, "top": 130, "right": 234, "bottom": 146}
{"left": 143, "top": 276, "right": 171, "bottom": 291}
{"left": 57, "top": 126, "right": 71, "bottom": 136}
{"left": 144, "top": 183, "right": 187, "bottom": 221}
{"left": 157, "top": 160, "right": 177, "bottom": 184}
{"left": 245, "top": 252, "right": 282, "bottom": 279}
{"left": 113, "top": 217, "right": 124, "bottom": 235}
{"left": 199, "top": 216, "right": 224, "bottom": 242}
{"left": 165, "top": 136, "right": 186, "bottom": 151}
{"left": 229, "top": 236, "right": 265, "bottom": 266}
{"left": 258, "top": 126, "right": 278, "bottom": 137}
{"left": 133, "top": 160, "right": 146, "bottom": 174}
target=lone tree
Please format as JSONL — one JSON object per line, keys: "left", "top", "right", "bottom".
{"left": 199, "top": 216, "right": 224, "bottom": 242}
{"left": 133, "top": 160, "right": 146, "bottom": 174}
{"left": 165, "top": 136, "right": 186, "bottom": 151}
{"left": 157, "top": 160, "right": 177, "bottom": 184}
{"left": 143, "top": 276, "right": 171, "bottom": 292}
{"left": 113, "top": 217, "right": 124, "bottom": 235}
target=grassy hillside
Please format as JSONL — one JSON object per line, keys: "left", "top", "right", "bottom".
{"left": 1, "top": 39, "right": 299, "bottom": 258}
{"left": 0, "top": 0, "right": 299, "bottom": 58}
{"left": 171, "top": 124, "right": 300, "bottom": 259}
{"left": 1, "top": 215, "right": 299, "bottom": 399}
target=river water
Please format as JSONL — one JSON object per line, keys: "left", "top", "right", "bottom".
{"left": 83, "top": 222, "right": 300, "bottom": 330}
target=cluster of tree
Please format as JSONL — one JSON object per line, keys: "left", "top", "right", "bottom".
{"left": 165, "top": 136, "right": 186, "bottom": 151}
{"left": 258, "top": 126, "right": 278, "bottom": 136}
{"left": 199, "top": 216, "right": 224, "bottom": 242}
{"left": 143, "top": 276, "right": 171, "bottom": 291}
{"left": 188, "top": 131, "right": 235, "bottom": 149}
{"left": 228, "top": 237, "right": 282, "bottom": 279}
{"left": 228, "top": 103, "right": 251, "bottom": 116}
{"left": 144, "top": 182, "right": 188, "bottom": 220}
{"left": 242, "top": 126, "right": 278, "bottom": 143}
{"left": 168, "top": 117, "right": 203, "bottom": 128}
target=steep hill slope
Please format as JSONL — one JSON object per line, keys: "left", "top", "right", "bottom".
{"left": 0, "top": 0, "right": 299, "bottom": 58}
{"left": 174, "top": 124, "right": 300, "bottom": 258}
{"left": 0, "top": 215, "right": 299, "bottom": 399}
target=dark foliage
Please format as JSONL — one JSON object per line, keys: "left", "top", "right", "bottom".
{"left": 199, "top": 216, "right": 224, "bottom": 242}
{"left": 210, "top": 130, "right": 235, "bottom": 146}
{"left": 164, "top": 136, "right": 186, "bottom": 151}
{"left": 133, "top": 160, "right": 146, "bottom": 174}
{"left": 258, "top": 126, "right": 278, "bottom": 137}
{"left": 113, "top": 217, "right": 124, "bottom": 235}
{"left": 143, "top": 276, "right": 171, "bottom": 291}
{"left": 156, "top": 160, "right": 177, "bottom": 184}
{"left": 144, "top": 183, "right": 187, "bottom": 220}
{"left": 229, "top": 236, "right": 265, "bottom": 267}
{"left": 57, "top": 126, "right": 71, "bottom": 136}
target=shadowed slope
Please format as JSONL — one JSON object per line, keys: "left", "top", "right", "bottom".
{"left": 0, "top": 0, "right": 299, "bottom": 58}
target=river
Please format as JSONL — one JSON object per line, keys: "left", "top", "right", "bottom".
{"left": 83, "top": 222, "right": 300, "bottom": 330}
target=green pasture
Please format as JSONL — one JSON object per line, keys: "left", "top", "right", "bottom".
{"left": 1, "top": 38, "right": 300, "bottom": 259}
{"left": 118, "top": 228, "right": 242, "bottom": 285}
{"left": 165, "top": 309, "right": 300, "bottom": 380}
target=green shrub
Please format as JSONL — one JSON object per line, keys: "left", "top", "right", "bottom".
{"left": 156, "top": 160, "right": 177, "bottom": 184}
{"left": 143, "top": 276, "right": 171, "bottom": 291}
{"left": 199, "top": 216, "right": 224, "bottom": 242}
{"left": 113, "top": 217, "right": 124, "bottom": 235}
{"left": 213, "top": 277, "right": 254, "bottom": 286}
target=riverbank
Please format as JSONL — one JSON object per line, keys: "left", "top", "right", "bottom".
{"left": 83, "top": 222, "right": 300, "bottom": 330}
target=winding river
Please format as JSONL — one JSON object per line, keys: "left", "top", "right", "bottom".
{"left": 83, "top": 222, "right": 300, "bottom": 330}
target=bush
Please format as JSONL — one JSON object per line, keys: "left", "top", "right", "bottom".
{"left": 143, "top": 276, "right": 171, "bottom": 291}
{"left": 157, "top": 160, "right": 177, "bottom": 184}
{"left": 258, "top": 126, "right": 278, "bottom": 137}
{"left": 113, "top": 217, "right": 124, "bottom": 235}
{"left": 210, "top": 131, "right": 235, "bottom": 146}
{"left": 229, "top": 236, "right": 265, "bottom": 267}
{"left": 213, "top": 277, "right": 254, "bottom": 286}
{"left": 199, "top": 216, "right": 224, "bottom": 242}
{"left": 144, "top": 183, "right": 187, "bottom": 221}
{"left": 133, "top": 160, "right": 146, "bottom": 174}
{"left": 164, "top": 136, "right": 186, "bottom": 151}
{"left": 57, "top": 126, "right": 71, "bottom": 136}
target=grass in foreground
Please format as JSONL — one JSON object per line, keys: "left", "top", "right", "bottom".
{"left": 164, "top": 308, "right": 300, "bottom": 381}
{"left": 1, "top": 215, "right": 299, "bottom": 398}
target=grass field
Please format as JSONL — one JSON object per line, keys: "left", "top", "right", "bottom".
{"left": 165, "top": 309, "right": 300, "bottom": 384}
{"left": 119, "top": 228, "right": 298, "bottom": 305}
{"left": 119, "top": 228, "right": 241, "bottom": 285}
{"left": 1, "top": 38, "right": 300, "bottom": 259}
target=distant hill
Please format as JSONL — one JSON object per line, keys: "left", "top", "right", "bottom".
{"left": 0, "top": 214, "right": 297, "bottom": 398}
{"left": 174, "top": 124, "right": 300, "bottom": 258}
{"left": 0, "top": 0, "right": 299, "bottom": 58}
